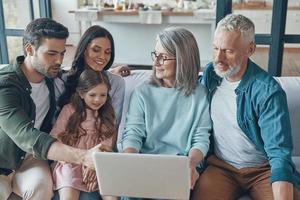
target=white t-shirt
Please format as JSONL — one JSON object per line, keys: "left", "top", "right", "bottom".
{"left": 30, "top": 80, "right": 50, "bottom": 129}
{"left": 211, "top": 78, "right": 267, "bottom": 169}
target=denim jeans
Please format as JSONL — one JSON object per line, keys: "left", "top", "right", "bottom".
{"left": 52, "top": 191, "right": 100, "bottom": 200}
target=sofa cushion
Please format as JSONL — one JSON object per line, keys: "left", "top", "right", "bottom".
{"left": 117, "top": 70, "right": 152, "bottom": 151}
{"left": 275, "top": 77, "right": 300, "bottom": 156}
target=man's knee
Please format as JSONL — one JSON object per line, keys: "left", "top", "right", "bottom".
{"left": 21, "top": 184, "right": 53, "bottom": 200}
{"left": 0, "top": 174, "right": 13, "bottom": 200}
{"left": 13, "top": 157, "right": 53, "bottom": 200}
{"left": 191, "top": 170, "right": 217, "bottom": 200}
{"left": 14, "top": 174, "right": 53, "bottom": 200}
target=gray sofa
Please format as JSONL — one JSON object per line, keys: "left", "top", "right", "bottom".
{"left": 7, "top": 70, "right": 300, "bottom": 200}
{"left": 118, "top": 70, "right": 300, "bottom": 200}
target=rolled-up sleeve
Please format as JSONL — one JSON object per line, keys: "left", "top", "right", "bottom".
{"left": 259, "top": 88, "right": 295, "bottom": 183}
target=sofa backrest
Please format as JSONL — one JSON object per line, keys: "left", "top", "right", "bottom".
{"left": 275, "top": 77, "right": 300, "bottom": 156}
{"left": 117, "top": 70, "right": 152, "bottom": 151}
{"left": 118, "top": 70, "right": 300, "bottom": 156}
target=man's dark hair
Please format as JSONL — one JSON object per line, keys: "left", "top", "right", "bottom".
{"left": 23, "top": 18, "right": 69, "bottom": 55}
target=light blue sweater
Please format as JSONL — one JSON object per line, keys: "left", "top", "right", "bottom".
{"left": 122, "top": 82, "right": 211, "bottom": 157}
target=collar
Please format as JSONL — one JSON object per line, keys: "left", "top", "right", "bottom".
{"left": 13, "top": 56, "right": 32, "bottom": 92}
{"left": 235, "top": 59, "right": 260, "bottom": 93}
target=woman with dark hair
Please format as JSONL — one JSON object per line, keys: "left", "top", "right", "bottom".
{"left": 59, "top": 25, "right": 124, "bottom": 125}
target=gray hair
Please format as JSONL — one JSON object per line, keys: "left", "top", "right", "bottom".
{"left": 215, "top": 14, "right": 255, "bottom": 43}
{"left": 151, "top": 26, "right": 200, "bottom": 96}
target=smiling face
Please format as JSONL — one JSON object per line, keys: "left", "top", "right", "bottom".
{"left": 213, "top": 29, "right": 254, "bottom": 81}
{"left": 84, "top": 37, "right": 112, "bottom": 72}
{"left": 80, "top": 83, "right": 108, "bottom": 111}
{"left": 29, "top": 38, "right": 66, "bottom": 78}
{"left": 153, "top": 40, "right": 176, "bottom": 87}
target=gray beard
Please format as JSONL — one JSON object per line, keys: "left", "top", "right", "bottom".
{"left": 214, "top": 64, "right": 241, "bottom": 79}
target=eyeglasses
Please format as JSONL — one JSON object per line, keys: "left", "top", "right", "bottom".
{"left": 151, "top": 51, "right": 176, "bottom": 65}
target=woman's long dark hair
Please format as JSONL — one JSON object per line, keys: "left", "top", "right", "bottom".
{"left": 58, "top": 25, "right": 115, "bottom": 108}
{"left": 59, "top": 69, "right": 116, "bottom": 146}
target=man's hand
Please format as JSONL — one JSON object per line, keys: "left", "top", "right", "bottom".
{"left": 272, "top": 181, "right": 293, "bottom": 200}
{"left": 83, "top": 143, "right": 113, "bottom": 169}
{"left": 109, "top": 65, "right": 131, "bottom": 77}
{"left": 47, "top": 142, "right": 113, "bottom": 170}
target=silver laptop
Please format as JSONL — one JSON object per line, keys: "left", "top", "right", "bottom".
{"left": 92, "top": 152, "right": 190, "bottom": 199}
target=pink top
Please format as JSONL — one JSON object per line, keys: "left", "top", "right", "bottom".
{"left": 50, "top": 103, "right": 115, "bottom": 192}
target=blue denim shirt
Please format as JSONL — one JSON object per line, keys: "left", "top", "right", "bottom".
{"left": 201, "top": 59, "right": 300, "bottom": 187}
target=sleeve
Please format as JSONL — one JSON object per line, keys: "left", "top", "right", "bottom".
{"left": 258, "top": 88, "right": 295, "bottom": 183}
{"left": 50, "top": 104, "right": 73, "bottom": 139}
{"left": 0, "top": 86, "right": 56, "bottom": 160}
{"left": 121, "top": 88, "right": 146, "bottom": 152}
{"left": 109, "top": 74, "right": 125, "bottom": 126}
{"left": 190, "top": 90, "right": 212, "bottom": 157}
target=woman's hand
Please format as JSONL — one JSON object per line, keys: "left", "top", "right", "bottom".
{"left": 123, "top": 147, "right": 138, "bottom": 153}
{"left": 189, "top": 166, "right": 199, "bottom": 189}
{"left": 188, "top": 148, "right": 203, "bottom": 189}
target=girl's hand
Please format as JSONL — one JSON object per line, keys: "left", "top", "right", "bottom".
{"left": 82, "top": 166, "right": 96, "bottom": 183}
{"left": 82, "top": 166, "right": 98, "bottom": 191}
{"left": 86, "top": 179, "right": 98, "bottom": 192}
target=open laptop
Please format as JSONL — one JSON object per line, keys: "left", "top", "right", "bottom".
{"left": 92, "top": 152, "right": 190, "bottom": 199}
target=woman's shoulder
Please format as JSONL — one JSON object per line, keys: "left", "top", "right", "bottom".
{"left": 135, "top": 82, "right": 155, "bottom": 91}
{"left": 194, "top": 82, "right": 208, "bottom": 96}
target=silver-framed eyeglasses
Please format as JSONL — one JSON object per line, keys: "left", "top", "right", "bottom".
{"left": 151, "top": 51, "right": 176, "bottom": 65}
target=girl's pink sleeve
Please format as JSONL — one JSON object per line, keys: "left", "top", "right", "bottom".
{"left": 50, "top": 104, "right": 74, "bottom": 138}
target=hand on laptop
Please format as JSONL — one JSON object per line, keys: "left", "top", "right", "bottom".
{"left": 190, "top": 166, "right": 199, "bottom": 189}
{"left": 123, "top": 147, "right": 138, "bottom": 153}
{"left": 188, "top": 149, "right": 203, "bottom": 189}
{"left": 84, "top": 143, "right": 113, "bottom": 169}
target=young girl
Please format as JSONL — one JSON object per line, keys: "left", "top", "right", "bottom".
{"left": 51, "top": 69, "right": 117, "bottom": 200}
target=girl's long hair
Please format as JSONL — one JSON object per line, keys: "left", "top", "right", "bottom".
{"left": 59, "top": 69, "right": 116, "bottom": 146}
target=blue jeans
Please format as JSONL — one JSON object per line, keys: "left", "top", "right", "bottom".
{"left": 52, "top": 191, "right": 101, "bottom": 200}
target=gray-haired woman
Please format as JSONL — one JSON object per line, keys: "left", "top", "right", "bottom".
{"left": 122, "top": 26, "right": 212, "bottom": 192}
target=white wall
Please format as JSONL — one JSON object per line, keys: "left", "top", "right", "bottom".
{"left": 51, "top": 0, "right": 81, "bottom": 45}
{"left": 93, "top": 22, "right": 212, "bottom": 66}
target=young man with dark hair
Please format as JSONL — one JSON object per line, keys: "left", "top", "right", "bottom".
{"left": 0, "top": 18, "right": 108, "bottom": 200}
